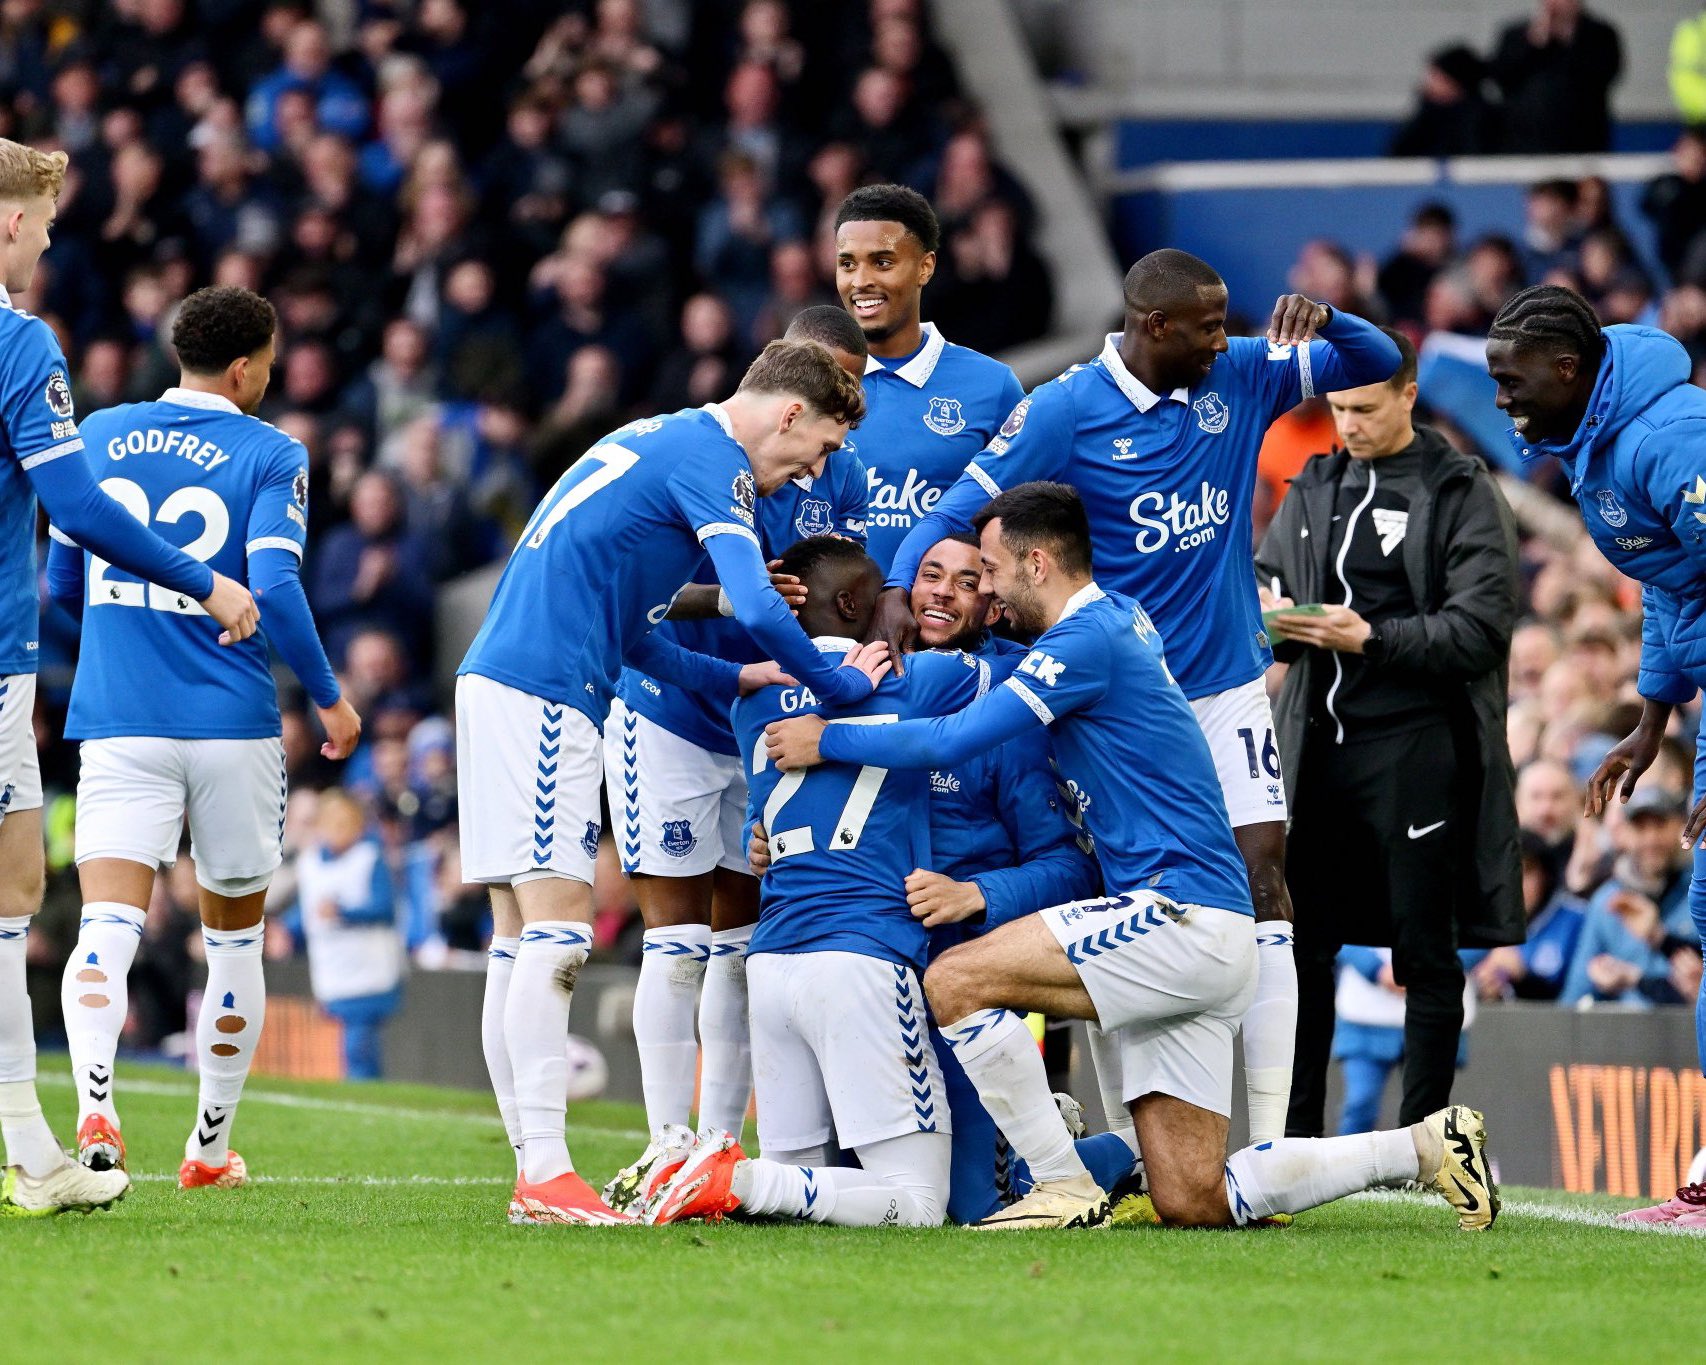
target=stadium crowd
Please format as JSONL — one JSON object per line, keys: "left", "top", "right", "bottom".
{"left": 7, "top": 0, "right": 1055, "bottom": 1057}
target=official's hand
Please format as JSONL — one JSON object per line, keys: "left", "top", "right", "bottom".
{"left": 837, "top": 640, "right": 892, "bottom": 693}
{"left": 867, "top": 586, "right": 917, "bottom": 676}
{"left": 317, "top": 697, "right": 362, "bottom": 760}
{"left": 1257, "top": 583, "right": 1294, "bottom": 612}
{"left": 1267, "top": 604, "right": 1371, "bottom": 653}
{"left": 904, "top": 869, "right": 986, "bottom": 927}
{"left": 767, "top": 558, "right": 807, "bottom": 611}
{"left": 202, "top": 572, "right": 259, "bottom": 645}
{"left": 1586, "top": 722, "right": 1666, "bottom": 818}
{"left": 765, "top": 715, "right": 827, "bottom": 770}
{"left": 748, "top": 821, "right": 771, "bottom": 878}
{"left": 739, "top": 661, "right": 797, "bottom": 696}
{"left": 1376, "top": 963, "right": 1405, "bottom": 996}
{"left": 1268, "top": 294, "right": 1331, "bottom": 348}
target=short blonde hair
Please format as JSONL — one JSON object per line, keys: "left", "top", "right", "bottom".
{"left": 0, "top": 140, "right": 68, "bottom": 203}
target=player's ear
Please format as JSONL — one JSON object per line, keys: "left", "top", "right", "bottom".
{"left": 1145, "top": 309, "right": 1169, "bottom": 340}
{"left": 917, "top": 248, "right": 936, "bottom": 288}
{"left": 778, "top": 399, "right": 804, "bottom": 432}
{"left": 981, "top": 598, "right": 1002, "bottom": 628}
{"left": 2, "top": 205, "right": 21, "bottom": 241}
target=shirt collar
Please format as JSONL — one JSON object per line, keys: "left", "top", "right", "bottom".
{"left": 159, "top": 386, "right": 242, "bottom": 415}
{"left": 1056, "top": 581, "right": 1106, "bottom": 623}
{"left": 701, "top": 401, "right": 735, "bottom": 439}
{"left": 812, "top": 634, "right": 860, "bottom": 653}
{"left": 1099, "top": 333, "right": 1189, "bottom": 413}
{"left": 0, "top": 284, "right": 11, "bottom": 309}
{"left": 862, "top": 322, "right": 947, "bottom": 388}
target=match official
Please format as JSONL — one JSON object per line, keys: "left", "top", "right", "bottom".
{"left": 1256, "top": 328, "right": 1524, "bottom": 1138}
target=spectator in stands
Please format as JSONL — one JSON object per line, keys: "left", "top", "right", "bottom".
{"left": 531, "top": 345, "right": 626, "bottom": 478}
{"left": 1472, "top": 829, "right": 1588, "bottom": 1001}
{"left": 1642, "top": 128, "right": 1706, "bottom": 281}
{"left": 1519, "top": 180, "right": 1580, "bottom": 282}
{"left": 1390, "top": 45, "right": 1496, "bottom": 158}
{"left": 930, "top": 199, "right": 1053, "bottom": 351}
{"left": 311, "top": 470, "right": 434, "bottom": 669}
{"left": 346, "top": 318, "right": 439, "bottom": 452}
{"left": 1562, "top": 788, "right": 1701, "bottom": 1006}
{"left": 650, "top": 292, "right": 746, "bottom": 412}
{"left": 295, "top": 789, "right": 404, "bottom": 1081}
{"left": 1488, "top": 0, "right": 1623, "bottom": 154}
{"left": 696, "top": 150, "right": 806, "bottom": 339}
{"left": 1378, "top": 203, "right": 1457, "bottom": 330}
{"left": 1517, "top": 758, "right": 1580, "bottom": 889}
{"left": 245, "top": 18, "right": 368, "bottom": 153}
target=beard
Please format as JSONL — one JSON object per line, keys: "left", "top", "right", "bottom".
{"left": 1000, "top": 580, "right": 1045, "bottom": 636}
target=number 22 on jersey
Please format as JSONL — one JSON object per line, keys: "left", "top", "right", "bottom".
{"left": 87, "top": 476, "right": 228, "bottom": 616}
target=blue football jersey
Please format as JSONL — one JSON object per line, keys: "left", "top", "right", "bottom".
{"left": 856, "top": 323, "right": 1023, "bottom": 571}
{"left": 900, "top": 317, "right": 1398, "bottom": 699}
{"left": 63, "top": 390, "right": 311, "bottom": 739}
{"left": 0, "top": 289, "right": 84, "bottom": 672}
{"left": 616, "top": 448, "right": 870, "bottom": 755}
{"left": 461, "top": 404, "right": 774, "bottom": 726}
{"left": 733, "top": 640, "right": 991, "bottom": 970}
{"left": 821, "top": 585, "right": 1254, "bottom": 916}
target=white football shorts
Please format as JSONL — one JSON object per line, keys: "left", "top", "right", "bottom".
{"left": 1190, "top": 677, "right": 1288, "bottom": 827}
{"left": 603, "top": 698, "right": 747, "bottom": 877}
{"left": 1041, "top": 890, "right": 1256, "bottom": 1118}
{"left": 75, "top": 734, "right": 285, "bottom": 887}
{"left": 0, "top": 673, "right": 41, "bottom": 822}
{"left": 456, "top": 672, "right": 603, "bottom": 886}
{"left": 749, "top": 949, "right": 952, "bottom": 1152}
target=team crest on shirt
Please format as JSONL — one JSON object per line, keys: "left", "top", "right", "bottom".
{"left": 1192, "top": 392, "right": 1230, "bottom": 434}
{"left": 660, "top": 820, "right": 697, "bottom": 859}
{"left": 1592, "top": 489, "right": 1628, "bottom": 528}
{"left": 730, "top": 468, "right": 756, "bottom": 526}
{"left": 44, "top": 370, "right": 73, "bottom": 419}
{"left": 795, "top": 497, "right": 834, "bottom": 537}
{"left": 923, "top": 396, "right": 966, "bottom": 436}
{"left": 581, "top": 821, "right": 601, "bottom": 859}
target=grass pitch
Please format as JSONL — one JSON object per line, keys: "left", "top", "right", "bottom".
{"left": 16, "top": 1063, "right": 1703, "bottom": 1364}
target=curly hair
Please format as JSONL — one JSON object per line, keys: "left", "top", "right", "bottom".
{"left": 834, "top": 183, "right": 941, "bottom": 254}
{"left": 171, "top": 286, "right": 278, "bottom": 374}
{"left": 0, "top": 139, "right": 67, "bottom": 202}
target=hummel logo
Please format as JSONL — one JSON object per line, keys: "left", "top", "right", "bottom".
{"left": 1112, "top": 437, "right": 1135, "bottom": 459}
{"left": 1407, "top": 820, "right": 1445, "bottom": 840}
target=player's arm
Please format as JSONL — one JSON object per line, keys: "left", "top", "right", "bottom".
{"left": 701, "top": 529, "right": 886, "bottom": 704}
{"left": 769, "top": 680, "right": 1041, "bottom": 774}
{"left": 44, "top": 530, "right": 85, "bottom": 617}
{"left": 664, "top": 566, "right": 808, "bottom": 620}
{"left": 968, "top": 737, "right": 1099, "bottom": 931}
{"left": 1261, "top": 299, "right": 1402, "bottom": 406}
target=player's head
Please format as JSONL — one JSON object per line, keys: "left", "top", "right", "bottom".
{"left": 1485, "top": 284, "right": 1605, "bottom": 443}
{"left": 783, "top": 303, "right": 869, "bottom": 378}
{"left": 1121, "top": 248, "right": 1230, "bottom": 391}
{"left": 172, "top": 285, "right": 279, "bottom": 414}
{"left": 1327, "top": 327, "right": 1418, "bottom": 460}
{"left": 774, "top": 535, "right": 883, "bottom": 640}
{"left": 834, "top": 184, "right": 939, "bottom": 344}
{"left": 0, "top": 139, "right": 67, "bottom": 293}
{"left": 911, "top": 532, "right": 999, "bottom": 649}
{"left": 973, "top": 481, "right": 1093, "bottom": 635}
{"left": 731, "top": 339, "right": 865, "bottom": 493}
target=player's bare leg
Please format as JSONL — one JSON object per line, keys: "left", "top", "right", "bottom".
{"left": 1234, "top": 820, "right": 1296, "bottom": 1145}
{"left": 60, "top": 857, "right": 156, "bottom": 1170}
{"left": 175, "top": 882, "right": 268, "bottom": 1190}
{"left": 505, "top": 873, "right": 627, "bottom": 1223}
{"left": 927, "top": 917, "right": 1109, "bottom": 1227}
{"left": 481, "top": 884, "right": 524, "bottom": 1176}
{"left": 699, "top": 868, "right": 758, "bottom": 1136}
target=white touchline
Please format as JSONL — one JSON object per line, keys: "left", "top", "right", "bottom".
{"left": 1349, "top": 1189, "right": 1706, "bottom": 1236}
{"left": 37, "top": 1072, "right": 650, "bottom": 1144}
{"left": 130, "top": 1173, "right": 511, "bottom": 1186}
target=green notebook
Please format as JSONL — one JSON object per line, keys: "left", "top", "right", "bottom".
{"left": 1261, "top": 603, "right": 1328, "bottom": 630}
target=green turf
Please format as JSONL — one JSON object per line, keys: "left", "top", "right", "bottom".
{"left": 14, "top": 1063, "right": 1704, "bottom": 1364}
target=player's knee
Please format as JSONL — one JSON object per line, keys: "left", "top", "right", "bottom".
{"left": 923, "top": 948, "right": 985, "bottom": 1025}
{"left": 0, "top": 862, "right": 44, "bottom": 919}
{"left": 1150, "top": 1180, "right": 1234, "bottom": 1229}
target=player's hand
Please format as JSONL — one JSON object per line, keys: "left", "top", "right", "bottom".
{"left": 1267, "top": 603, "right": 1370, "bottom": 653}
{"left": 1586, "top": 708, "right": 1669, "bottom": 818}
{"left": 867, "top": 586, "right": 917, "bottom": 676}
{"left": 317, "top": 697, "right": 363, "bottom": 760}
{"left": 904, "top": 869, "right": 986, "bottom": 927}
{"left": 767, "top": 559, "right": 807, "bottom": 612}
{"left": 748, "top": 821, "right": 771, "bottom": 878}
{"left": 764, "top": 715, "right": 826, "bottom": 770}
{"left": 1685, "top": 792, "right": 1706, "bottom": 851}
{"left": 739, "top": 660, "right": 797, "bottom": 696}
{"left": 1267, "top": 294, "right": 1331, "bottom": 348}
{"left": 837, "top": 639, "right": 892, "bottom": 693}
{"left": 201, "top": 572, "right": 259, "bottom": 645}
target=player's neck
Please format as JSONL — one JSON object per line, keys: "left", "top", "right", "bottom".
{"left": 1036, "top": 575, "right": 1093, "bottom": 630}
{"left": 866, "top": 311, "right": 924, "bottom": 361}
{"left": 176, "top": 372, "right": 243, "bottom": 408}
{"left": 1117, "top": 339, "right": 1180, "bottom": 398}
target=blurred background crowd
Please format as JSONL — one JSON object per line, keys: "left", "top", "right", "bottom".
{"left": 4, "top": 0, "right": 1702, "bottom": 1073}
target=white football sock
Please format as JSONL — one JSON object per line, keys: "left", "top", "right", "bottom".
{"left": 1085, "top": 1021, "right": 1140, "bottom": 1156}
{"left": 185, "top": 923, "right": 266, "bottom": 1167}
{"left": 1242, "top": 921, "right": 1298, "bottom": 1145}
{"left": 481, "top": 936, "right": 523, "bottom": 1175}
{"left": 1223, "top": 1129, "right": 1418, "bottom": 1225}
{"left": 734, "top": 1131, "right": 949, "bottom": 1227}
{"left": 0, "top": 915, "right": 63, "bottom": 1176}
{"left": 61, "top": 901, "right": 147, "bottom": 1128}
{"left": 635, "top": 923, "right": 710, "bottom": 1132}
{"left": 941, "top": 1008, "right": 1087, "bottom": 1184}
{"left": 507, "top": 920, "right": 593, "bottom": 1184}
{"left": 697, "top": 924, "right": 752, "bottom": 1136}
